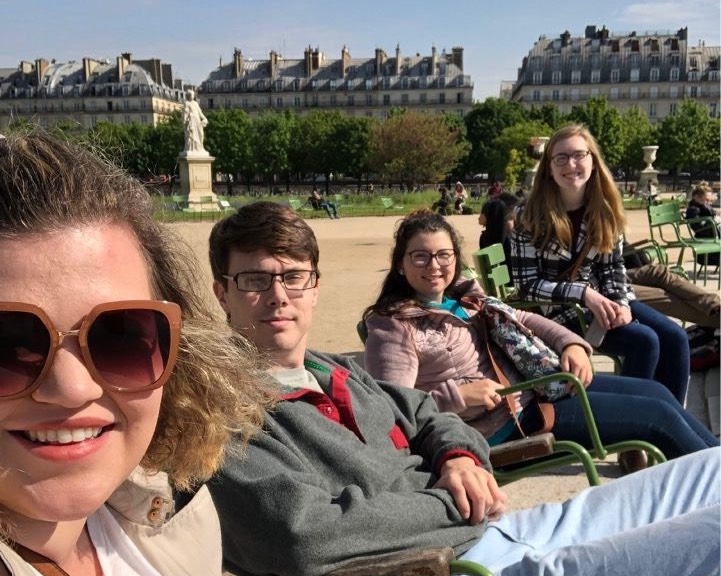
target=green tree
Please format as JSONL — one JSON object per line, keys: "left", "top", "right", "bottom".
{"left": 528, "top": 103, "right": 568, "bottom": 131}
{"left": 251, "top": 111, "right": 295, "bottom": 192}
{"left": 618, "top": 106, "right": 657, "bottom": 184}
{"left": 463, "top": 98, "right": 527, "bottom": 180}
{"left": 205, "top": 109, "right": 252, "bottom": 195}
{"left": 368, "top": 111, "right": 469, "bottom": 188}
{"left": 568, "top": 97, "right": 624, "bottom": 168}
{"left": 148, "top": 111, "right": 184, "bottom": 183}
{"left": 331, "top": 116, "right": 373, "bottom": 189}
{"left": 657, "top": 98, "right": 721, "bottom": 182}
{"left": 492, "top": 119, "right": 553, "bottom": 183}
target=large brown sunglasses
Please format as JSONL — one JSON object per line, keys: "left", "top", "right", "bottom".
{"left": 0, "top": 300, "right": 181, "bottom": 399}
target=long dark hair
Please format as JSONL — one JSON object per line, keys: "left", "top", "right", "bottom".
{"left": 363, "top": 209, "right": 465, "bottom": 318}
{"left": 479, "top": 192, "right": 519, "bottom": 249}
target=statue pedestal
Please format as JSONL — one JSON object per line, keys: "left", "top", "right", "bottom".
{"left": 178, "top": 152, "right": 217, "bottom": 210}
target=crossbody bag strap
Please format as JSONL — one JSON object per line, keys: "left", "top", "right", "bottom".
{"left": 556, "top": 240, "right": 592, "bottom": 282}
{"left": 482, "top": 334, "right": 526, "bottom": 439}
{"left": 10, "top": 544, "right": 70, "bottom": 576}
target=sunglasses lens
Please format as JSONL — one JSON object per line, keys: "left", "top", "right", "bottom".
{"left": 87, "top": 308, "right": 173, "bottom": 390}
{"left": 0, "top": 311, "right": 51, "bottom": 397}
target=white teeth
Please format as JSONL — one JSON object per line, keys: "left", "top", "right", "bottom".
{"left": 24, "top": 427, "right": 103, "bottom": 444}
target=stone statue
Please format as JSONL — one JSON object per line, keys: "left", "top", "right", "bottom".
{"left": 183, "top": 89, "right": 208, "bottom": 154}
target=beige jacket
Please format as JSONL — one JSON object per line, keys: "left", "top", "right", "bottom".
{"left": 0, "top": 468, "right": 222, "bottom": 575}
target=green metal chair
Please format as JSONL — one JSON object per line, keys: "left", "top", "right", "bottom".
{"left": 471, "top": 244, "right": 623, "bottom": 373}
{"left": 647, "top": 200, "right": 720, "bottom": 287}
{"left": 356, "top": 318, "right": 666, "bottom": 489}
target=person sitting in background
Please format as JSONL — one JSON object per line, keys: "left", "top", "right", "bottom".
{"left": 478, "top": 192, "right": 519, "bottom": 253}
{"left": 363, "top": 209, "right": 717, "bottom": 471}
{"left": 487, "top": 180, "right": 503, "bottom": 198}
{"left": 432, "top": 185, "right": 452, "bottom": 214}
{"left": 685, "top": 183, "right": 719, "bottom": 235}
{"left": 0, "top": 131, "right": 271, "bottom": 575}
{"left": 205, "top": 201, "right": 719, "bottom": 576}
{"left": 308, "top": 188, "right": 339, "bottom": 219}
{"left": 453, "top": 181, "right": 468, "bottom": 214}
{"left": 510, "top": 124, "right": 690, "bottom": 405}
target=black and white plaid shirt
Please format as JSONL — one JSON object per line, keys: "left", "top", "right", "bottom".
{"left": 509, "top": 224, "right": 635, "bottom": 327}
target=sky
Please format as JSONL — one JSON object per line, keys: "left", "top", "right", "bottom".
{"left": 4, "top": 0, "right": 720, "bottom": 102}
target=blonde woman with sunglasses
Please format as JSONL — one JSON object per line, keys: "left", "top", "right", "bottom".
{"left": 0, "top": 131, "right": 272, "bottom": 575}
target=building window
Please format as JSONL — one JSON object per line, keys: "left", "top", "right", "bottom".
{"left": 439, "top": 93, "right": 445, "bottom": 104}
{"left": 276, "top": 97, "right": 283, "bottom": 108}
{"left": 591, "top": 69, "right": 600, "bottom": 83}
{"left": 551, "top": 71, "right": 561, "bottom": 85}
{"left": 532, "top": 90, "right": 540, "bottom": 102}
{"left": 420, "top": 93, "right": 427, "bottom": 103}
{"left": 552, "top": 89, "right": 560, "bottom": 101}
{"left": 669, "top": 102, "right": 677, "bottom": 115}
{"left": 610, "top": 69, "right": 620, "bottom": 83}
{"left": 571, "top": 89, "right": 580, "bottom": 101}
{"left": 207, "top": 98, "right": 214, "bottom": 109}
{"left": 438, "top": 77, "right": 446, "bottom": 88}
{"left": 670, "top": 86, "right": 678, "bottom": 98}
{"left": 630, "top": 87, "right": 639, "bottom": 99}
{"left": 709, "top": 102, "right": 718, "bottom": 117}
{"left": 690, "top": 56, "right": 698, "bottom": 68}
{"left": 550, "top": 55, "right": 561, "bottom": 70}
{"left": 570, "top": 55, "right": 582, "bottom": 69}
{"left": 383, "top": 94, "right": 390, "bottom": 105}
{"left": 311, "top": 95, "right": 318, "bottom": 106}
{"left": 650, "top": 86, "right": 658, "bottom": 99}
{"left": 401, "top": 93, "right": 409, "bottom": 104}
{"left": 670, "top": 54, "right": 680, "bottom": 66}
{"left": 629, "top": 54, "right": 640, "bottom": 68}
{"left": 366, "top": 94, "right": 373, "bottom": 105}
{"left": 649, "top": 103, "right": 657, "bottom": 118}
{"left": 630, "top": 69, "right": 640, "bottom": 82}
{"left": 365, "top": 79, "right": 372, "bottom": 90}
{"left": 294, "top": 96, "right": 301, "bottom": 107}
{"left": 610, "top": 87, "right": 619, "bottom": 100}
{"left": 294, "top": 79, "right": 301, "bottom": 91}
{"left": 689, "top": 71, "right": 699, "bottom": 82}
{"left": 140, "top": 115, "right": 147, "bottom": 124}
{"left": 670, "top": 68, "right": 679, "bottom": 81}
{"left": 650, "top": 68, "right": 659, "bottom": 82}
{"left": 348, "top": 95, "right": 354, "bottom": 106}
{"left": 709, "top": 70, "right": 720, "bottom": 81}
{"left": 689, "top": 86, "right": 698, "bottom": 98}
{"left": 124, "top": 115, "right": 131, "bottom": 124}
{"left": 330, "top": 95, "right": 337, "bottom": 105}
{"left": 590, "top": 54, "right": 601, "bottom": 68}
{"left": 533, "top": 72, "right": 543, "bottom": 85}
{"left": 330, "top": 80, "right": 337, "bottom": 91}
{"left": 531, "top": 56, "right": 543, "bottom": 70}
{"left": 649, "top": 54, "right": 660, "bottom": 67}
{"left": 590, "top": 88, "right": 599, "bottom": 97}
{"left": 571, "top": 70, "right": 581, "bottom": 84}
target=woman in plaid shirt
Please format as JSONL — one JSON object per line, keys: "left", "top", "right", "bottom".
{"left": 510, "top": 124, "right": 690, "bottom": 405}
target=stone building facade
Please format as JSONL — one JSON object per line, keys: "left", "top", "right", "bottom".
{"left": 198, "top": 44, "right": 474, "bottom": 119}
{"left": 510, "top": 25, "right": 720, "bottom": 122}
{"left": 0, "top": 53, "right": 185, "bottom": 131}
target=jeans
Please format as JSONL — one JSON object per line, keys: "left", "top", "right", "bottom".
{"left": 532, "top": 374, "right": 718, "bottom": 459}
{"left": 321, "top": 201, "right": 338, "bottom": 218}
{"left": 595, "top": 300, "right": 690, "bottom": 403}
{"left": 461, "top": 448, "right": 720, "bottom": 575}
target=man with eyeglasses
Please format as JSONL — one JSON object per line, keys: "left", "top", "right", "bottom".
{"left": 206, "top": 201, "right": 719, "bottom": 576}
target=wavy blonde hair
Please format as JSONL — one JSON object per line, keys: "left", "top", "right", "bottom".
{"left": 0, "top": 130, "right": 276, "bottom": 491}
{"left": 520, "top": 124, "right": 626, "bottom": 253}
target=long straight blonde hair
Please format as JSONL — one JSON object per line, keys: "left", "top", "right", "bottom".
{"left": 521, "top": 124, "right": 626, "bottom": 253}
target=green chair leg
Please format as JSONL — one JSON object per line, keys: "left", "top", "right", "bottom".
{"left": 450, "top": 559, "right": 495, "bottom": 576}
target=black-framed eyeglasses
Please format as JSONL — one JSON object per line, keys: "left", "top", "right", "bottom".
{"left": 222, "top": 270, "right": 319, "bottom": 292}
{"left": 551, "top": 150, "right": 591, "bottom": 166}
{"left": 407, "top": 250, "right": 456, "bottom": 268}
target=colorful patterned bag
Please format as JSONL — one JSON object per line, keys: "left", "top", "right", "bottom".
{"left": 479, "top": 296, "right": 569, "bottom": 401}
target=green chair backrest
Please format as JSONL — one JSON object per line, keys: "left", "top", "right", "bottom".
{"left": 472, "top": 244, "right": 513, "bottom": 299}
